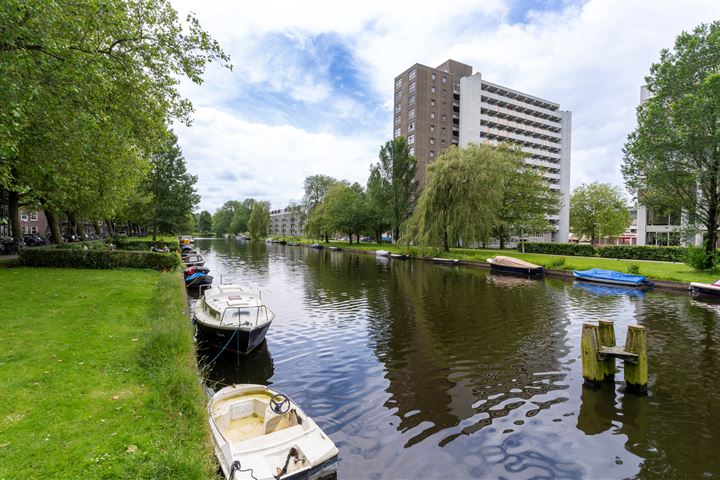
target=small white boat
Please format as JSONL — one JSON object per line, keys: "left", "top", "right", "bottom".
{"left": 183, "top": 253, "right": 205, "bottom": 267}
{"left": 690, "top": 281, "right": 720, "bottom": 296}
{"left": 487, "top": 255, "right": 543, "bottom": 275}
{"left": 390, "top": 253, "right": 408, "bottom": 259}
{"left": 433, "top": 257, "right": 460, "bottom": 264}
{"left": 194, "top": 284, "right": 274, "bottom": 354}
{"left": 209, "top": 384, "right": 339, "bottom": 480}
{"left": 375, "top": 250, "right": 390, "bottom": 257}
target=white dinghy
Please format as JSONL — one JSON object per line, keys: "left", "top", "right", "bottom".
{"left": 209, "top": 384, "right": 339, "bottom": 480}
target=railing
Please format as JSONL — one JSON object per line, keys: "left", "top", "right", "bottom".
{"left": 220, "top": 305, "right": 272, "bottom": 328}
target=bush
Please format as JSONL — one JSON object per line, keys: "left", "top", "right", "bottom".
{"left": 546, "top": 258, "right": 566, "bottom": 269}
{"left": 627, "top": 264, "right": 640, "bottom": 274}
{"left": 110, "top": 238, "right": 180, "bottom": 251}
{"left": 51, "top": 240, "right": 107, "bottom": 250}
{"left": 597, "top": 245, "right": 687, "bottom": 262}
{"left": 685, "top": 246, "right": 713, "bottom": 270}
{"left": 520, "top": 242, "right": 597, "bottom": 257}
{"left": 19, "top": 248, "right": 180, "bottom": 270}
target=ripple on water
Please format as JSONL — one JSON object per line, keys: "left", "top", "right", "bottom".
{"left": 198, "top": 240, "right": 720, "bottom": 479}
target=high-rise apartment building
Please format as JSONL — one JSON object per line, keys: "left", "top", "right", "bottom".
{"left": 393, "top": 60, "right": 571, "bottom": 242}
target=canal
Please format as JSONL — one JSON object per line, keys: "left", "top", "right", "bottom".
{"left": 197, "top": 239, "right": 720, "bottom": 479}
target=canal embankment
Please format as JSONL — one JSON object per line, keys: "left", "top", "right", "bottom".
{"left": 0, "top": 266, "right": 215, "bottom": 479}
{"left": 287, "top": 239, "right": 715, "bottom": 289}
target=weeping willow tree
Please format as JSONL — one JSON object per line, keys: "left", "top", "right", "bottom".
{"left": 404, "top": 144, "right": 509, "bottom": 251}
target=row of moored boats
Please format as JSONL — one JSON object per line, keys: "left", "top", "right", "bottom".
{"left": 180, "top": 235, "right": 340, "bottom": 480}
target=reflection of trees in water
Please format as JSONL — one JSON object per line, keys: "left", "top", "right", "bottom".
{"left": 362, "top": 260, "right": 568, "bottom": 446}
{"left": 197, "top": 239, "right": 271, "bottom": 278}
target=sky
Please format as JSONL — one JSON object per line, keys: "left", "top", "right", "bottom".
{"left": 170, "top": 0, "right": 720, "bottom": 213}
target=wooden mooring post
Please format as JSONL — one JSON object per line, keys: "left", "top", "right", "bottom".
{"left": 580, "top": 321, "right": 648, "bottom": 395}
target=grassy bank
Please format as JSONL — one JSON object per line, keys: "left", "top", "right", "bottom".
{"left": 0, "top": 267, "right": 215, "bottom": 479}
{"left": 299, "top": 239, "right": 718, "bottom": 284}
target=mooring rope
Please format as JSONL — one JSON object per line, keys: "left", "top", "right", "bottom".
{"left": 205, "top": 329, "right": 238, "bottom": 367}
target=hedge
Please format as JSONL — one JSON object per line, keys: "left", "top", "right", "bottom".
{"left": 51, "top": 240, "right": 108, "bottom": 251}
{"left": 597, "top": 245, "right": 687, "bottom": 262}
{"left": 520, "top": 242, "right": 597, "bottom": 257}
{"left": 19, "top": 248, "right": 181, "bottom": 270}
{"left": 520, "top": 242, "right": 688, "bottom": 262}
{"left": 109, "top": 238, "right": 180, "bottom": 251}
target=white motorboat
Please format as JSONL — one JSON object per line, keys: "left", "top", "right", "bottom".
{"left": 183, "top": 253, "right": 205, "bottom": 267}
{"left": 194, "top": 284, "right": 274, "bottom": 355}
{"left": 209, "top": 384, "right": 339, "bottom": 480}
{"left": 375, "top": 250, "right": 390, "bottom": 257}
{"left": 487, "top": 255, "right": 544, "bottom": 275}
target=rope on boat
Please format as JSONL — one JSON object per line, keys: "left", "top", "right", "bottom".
{"left": 273, "top": 448, "right": 299, "bottom": 480}
{"left": 230, "top": 460, "right": 258, "bottom": 480}
{"left": 205, "top": 329, "right": 238, "bottom": 367}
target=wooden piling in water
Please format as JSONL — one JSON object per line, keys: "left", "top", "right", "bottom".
{"left": 624, "top": 325, "right": 648, "bottom": 395}
{"left": 581, "top": 323, "right": 602, "bottom": 388}
{"left": 597, "top": 320, "right": 616, "bottom": 381}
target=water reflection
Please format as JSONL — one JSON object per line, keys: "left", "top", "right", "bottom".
{"left": 195, "top": 239, "right": 720, "bottom": 479}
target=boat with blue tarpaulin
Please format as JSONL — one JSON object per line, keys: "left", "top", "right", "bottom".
{"left": 573, "top": 268, "right": 654, "bottom": 289}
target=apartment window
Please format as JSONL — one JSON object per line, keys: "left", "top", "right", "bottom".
{"left": 441, "top": 101, "right": 447, "bottom": 108}
{"left": 408, "top": 122, "right": 415, "bottom": 132}
{"left": 408, "top": 134, "right": 415, "bottom": 145}
{"left": 394, "top": 127, "right": 401, "bottom": 137}
{"left": 23, "top": 226, "right": 29, "bottom": 234}
{"left": 442, "top": 89, "right": 447, "bottom": 96}
{"left": 430, "top": 150, "right": 435, "bottom": 158}
{"left": 430, "top": 125, "right": 435, "bottom": 133}
{"left": 394, "top": 91, "right": 400, "bottom": 101}
{"left": 430, "top": 112, "right": 435, "bottom": 119}
{"left": 409, "top": 81, "right": 416, "bottom": 93}
{"left": 395, "top": 78, "right": 402, "bottom": 89}
{"left": 395, "top": 103, "right": 401, "bottom": 113}
{"left": 395, "top": 115, "right": 401, "bottom": 126}
{"left": 441, "top": 139, "right": 446, "bottom": 147}
{"left": 408, "top": 107, "right": 415, "bottom": 119}
{"left": 442, "top": 76, "right": 447, "bottom": 84}
{"left": 430, "top": 138, "right": 435, "bottom": 145}
{"left": 432, "top": 73, "right": 436, "bottom": 81}
{"left": 30, "top": 211, "right": 38, "bottom": 221}
{"left": 409, "top": 146, "right": 415, "bottom": 155}
{"left": 441, "top": 127, "right": 446, "bottom": 135}
{"left": 408, "top": 94, "right": 415, "bottom": 105}
{"left": 30, "top": 226, "right": 38, "bottom": 234}
{"left": 409, "top": 68, "right": 416, "bottom": 80}
{"left": 431, "top": 99, "right": 435, "bottom": 107}
{"left": 431, "top": 86, "right": 436, "bottom": 94}
{"left": 20, "top": 213, "right": 28, "bottom": 221}
{"left": 442, "top": 114, "right": 446, "bottom": 122}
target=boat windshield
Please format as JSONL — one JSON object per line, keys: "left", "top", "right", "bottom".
{"left": 220, "top": 306, "right": 272, "bottom": 327}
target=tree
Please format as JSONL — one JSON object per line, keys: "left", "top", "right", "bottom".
{"left": 493, "top": 146, "right": 561, "bottom": 249}
{"left": 372, "top": 137, "right": 418, "bottom": 242}
{"left": 404, "top": 144, "right": 507, "bottom": 251}
{"left": 365, "top": 167, "right": 391, "bottom": 243}
{"left": 303, "top": 175, "right": 337, "bottom": 209}
{"left": 305, "top": 202, "right": 330, "bottom": 242}
{"left": 248, "top": 202, "right": 270, "bottom": 239}
{"left": 623, "top": 22, "right": 720, "bottom": 267}
{"left": 569, "top": 183, "right": 631, "bottom": 245}
{"left": 324, "top": 182, "right": 369, "bottom": 243}
{"left": 0, "top": 0, "right": 229, "bottom": 239}
{"left": 212, "top": 201, "right": 242, "bottom": 236}
{"left": 198, "top": 210, "right": 212, "bottom": 233}
{"left": 144, "top": 132, "right": 200, "bottom": 240}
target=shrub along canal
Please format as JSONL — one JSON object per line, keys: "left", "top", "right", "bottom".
{"left": 198, "top": 239, "right": 720, "bottom": 479}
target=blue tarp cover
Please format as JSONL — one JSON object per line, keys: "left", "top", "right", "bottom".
{"left": 573, "top": 268, "right": 646, "bottom": 285}
{"left": 185, "top": 272, "right": 206, "bottom": 282}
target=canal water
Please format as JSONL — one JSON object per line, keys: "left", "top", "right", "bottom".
{"left": 197, "top": 239, "right": 720, "bottom": 479}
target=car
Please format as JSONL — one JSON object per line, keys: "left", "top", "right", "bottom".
{"left": 23, "top": 234, "right": 48, "bottom": 247}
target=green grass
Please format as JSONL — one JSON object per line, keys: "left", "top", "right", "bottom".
{"left": 303, "top": 239, "right": 718, "bottom": 284}
{"left": 0, "top": 267, "right": 215, "bottom": 479}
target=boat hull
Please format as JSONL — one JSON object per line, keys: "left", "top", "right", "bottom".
{"left": 186, "top": 274, "right": 213, "bottom": 288}
{"left": 195, "top": 320, "right": 272, "bottom": 355}
{"left": 490, "top": 264, "right": 544, "bottom": 276}
{"left": 573, "top": 269, "right": 652, "bottom": 288}
{"left": 690, "top": 282, "right": 720, "bottom": 296}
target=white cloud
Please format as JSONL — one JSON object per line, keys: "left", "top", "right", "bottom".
{"left": 174, "top": 108, "right": 379, "bottom": 211}
{"left": 170, "top": 0, "right": 720, "bottom": 211}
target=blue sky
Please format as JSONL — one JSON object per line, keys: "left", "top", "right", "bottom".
{"left": 171, "top": 0, "right": 719, "bottom": 213}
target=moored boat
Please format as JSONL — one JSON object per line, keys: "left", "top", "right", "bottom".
{"left": 183, "top": 253, "right": 205, "bottom": 267}
{"left": 310, "top": 243, "right": 323, "bottom": 249}
{"left": 433, "top": 257, "right": 460, "bottom": 265}
{"left": 690, "top": 281, "right": 720, "bottom": 296}
{"left": 487, "top": 255, "right": 543, "bottom": 276}
{"left": 194, "top": 284, "right": 274, "bottom": 355}
{"left": 185, "top": 272, "right": 213, "bottom": 288}
{"left": 375, "top": 250, "right": 390, "bottom": 257}
{"left": 390, "top": 253, "right": 408, "bottom": 259}
{"left": 573, "top": 268, "right": 654, "bottom": 288}
{"left": 208, "top": 384, "right": 339, "bottom": 480}
{"left": 180, "top": 235, "right": 193, "bottom": 246}
{"left": 329, "top": 246, "right": 341, "bottom": 251}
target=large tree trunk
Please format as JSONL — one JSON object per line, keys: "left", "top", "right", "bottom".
{"left": 93, "top": 220, "right": 101, "bottom": 235}
{"left": 499, "top": 236, "right": 505, "bottom": 250}
{"left": 44, "top": 209, "right": 65, "bottom": 244}
{"left": 443, "top": 229, "right": 449, "bottom": 252}
{"left": 8, "top": 190, "right": 21, "bottom": 240}
{"left": 705, "top": 218, "right": 717, "bottom": 270}
{"left": 67, "top": 212, "right": 78, "bottom": 239}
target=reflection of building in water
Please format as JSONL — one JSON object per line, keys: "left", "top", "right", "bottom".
{"left": 365, "top": 261, "right": 567, "bottom": 446}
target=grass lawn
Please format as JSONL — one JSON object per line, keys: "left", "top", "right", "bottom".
{"left": 295, "top": 239, "right": 717, "bottom": 284}
{"left": 0, "top": 267, "right": 215, "bottom": 479}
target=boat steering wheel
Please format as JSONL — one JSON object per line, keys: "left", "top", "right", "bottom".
{"left": 270, "top": 394, "right": 291, "bottom": 414}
